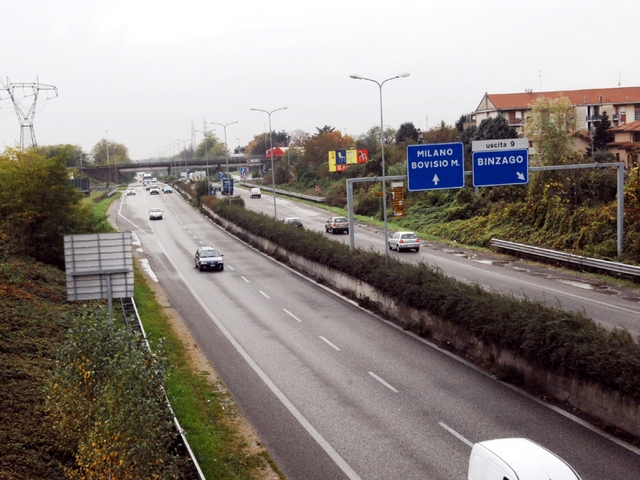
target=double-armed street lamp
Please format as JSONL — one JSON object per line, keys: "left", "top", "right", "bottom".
{"left": 250, "top": 107, "right": 288, "bottom": 220}
{"left": 350, "top": 73, "right": 410, "bottom": 264}
{"left": 210, "top": 121, "right": 239, "bottom": 203}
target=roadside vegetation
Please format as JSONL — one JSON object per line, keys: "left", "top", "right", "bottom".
{"left": 0, "top": 148, "right": 279, "bottom": 479}
{"left": 3, "top": 93, "right": 640, "bottom": 477}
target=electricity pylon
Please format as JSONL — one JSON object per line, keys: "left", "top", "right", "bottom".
{"left": 0, "top": 77, "right": 58, "bottom": 148}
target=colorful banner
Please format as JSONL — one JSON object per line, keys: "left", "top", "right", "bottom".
{"left": 329, "top": 149, "right": 369, "bottom": 172}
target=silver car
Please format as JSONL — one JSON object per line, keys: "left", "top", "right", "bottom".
{"left": 388, "top": 231, "right": 420, "bottom": 252}
{"left": 148, "top": 207, "right": 163, "bottom": 220}
{"left": 325, "top": 216, "right": 349, "bottom": 234}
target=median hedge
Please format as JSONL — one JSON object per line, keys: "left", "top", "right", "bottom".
{"left": 209, "top": 200, "right": 640, "bottom": 401}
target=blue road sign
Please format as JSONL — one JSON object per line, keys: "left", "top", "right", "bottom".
{"left": 472, "top": 149, "right": 529, "bottom": 187}
{"left": 407, "top": 142, "right": 465, "bottom": 191}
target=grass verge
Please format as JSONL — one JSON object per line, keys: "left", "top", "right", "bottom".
{"left": 132, "top": 267, "right": 282, "bottom": 479}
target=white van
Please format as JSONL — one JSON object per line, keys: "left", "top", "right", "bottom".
{"left": 468, "top": 438, "right": 581, "bottom": 480}
{"left": 250, "top": 187, "right": 261, "bottom": 198}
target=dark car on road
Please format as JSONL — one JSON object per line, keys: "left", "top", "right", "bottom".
{"left": 325, "top": 216, "right": 349, "bottom": 234}
{"left": 283, "top": 217, "right": 304, "bottom": 228}
{"left": 194, "top": 246, "right": 224, "bottom": 271}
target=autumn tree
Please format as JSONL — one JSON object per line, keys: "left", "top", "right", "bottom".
{"left": 295, "top": 129, "right": 354, "bottom": 183}
{"left": 288, "top": 129, "right": 311, "bottom": 148}
{"left": 522, "top": 95, "right": 580, "bottom": 165}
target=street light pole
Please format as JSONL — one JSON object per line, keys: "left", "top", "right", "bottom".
{"left": 250, "top": 107, "right": 288, "bottom": 220}
{"left": 210, "top": 121, "right": 238, "bottom": 202}
{"left": 177, "top": 139, "right": 188, "bottom": 179}
{"left": 350, "top": 73, "right": 410, "bottom": 264}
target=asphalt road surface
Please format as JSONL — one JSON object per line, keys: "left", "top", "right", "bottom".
{"left": 114, "top": 183, "right": 640, "bottom": 479}
{"left": 239, "top": 185, "right": 640, "bottom": 336}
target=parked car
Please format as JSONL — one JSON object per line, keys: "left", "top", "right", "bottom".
{"left": 126, "top": 188, "right": 136, "bottom": 196}
{"left": 325, "top": 216, "right": 349, "bottom": 234}
{"left": 163, "top": 186, "right": 173, "bottom": 194}
{"left": 194, "top": 246, "right": 224, "bottom": 271}
{"left": 387, "top": 231, "right": 420, "bottom": 252}
{"left": 148, "top": 207, "right": 163, "bottom": 220}
{"left": 250, "top": 187, "right": 261, "bottom": 198}
{"left": 149, "top": 186, "right": 160, "bottom": 195}
{"left": 283, "top": 217, "right": 303, "bottom": 228}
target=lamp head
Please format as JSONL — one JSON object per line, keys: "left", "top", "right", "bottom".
{"left": 350, "top": 75, "right": 364, "bottom": 80}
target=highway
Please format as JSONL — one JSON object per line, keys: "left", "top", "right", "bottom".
{"left": 240, "top": 186, "right": 640, "bottom": 336}
{"left": 114, "top": 183, "right": 640, "bottom": 479}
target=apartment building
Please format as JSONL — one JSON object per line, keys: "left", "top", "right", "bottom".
{"left": 472, "top": 86, "right": 640, "bottom": 165}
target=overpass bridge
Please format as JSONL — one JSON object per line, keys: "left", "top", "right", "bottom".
{"left": 81, "top": 156, "right": 265, "bottom": 183}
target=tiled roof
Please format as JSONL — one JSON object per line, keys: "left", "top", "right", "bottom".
{"left": 610, "top": 120, "right": 640, "bottom": 132}
{"left": 482, "top": 86, "right": 640, "bottom": 110}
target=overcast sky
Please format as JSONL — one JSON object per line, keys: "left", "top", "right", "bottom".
{"left": 2, "top": 0, "right": 639, "bottom": 160}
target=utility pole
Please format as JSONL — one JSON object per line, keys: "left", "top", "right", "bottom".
{"left": 0, "top": 77, "right": 58, "bottom": 148}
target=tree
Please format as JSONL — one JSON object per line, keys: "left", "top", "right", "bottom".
{"left": 395, "top": 122, "right": 419, "bottom": 143}
{"left": 295, "top": 130, "right": 354, "bottom": 181}
{"left": 0, "top": 148, "right": 102, "bottom": 267}
{"left": 194, "top": 132, "right": 225, "bottom": 159}
{"left": 90, "top": 140, "right": 131, "bottom": 166}
{"left": 37, "top": 144, "right": 89, "bottom": 170}
{"left": 288, "top": 129, "right": 310, "bottom": 148}
{"left": 455, "top": 113, "right": 473, "bottom": 133}
{"left": 586, "top": 111, "right": 616, "bottom": 162}
{"left": 522, "top": 95, "right": 579, "bottom": 165}
{"left": 422, "top": 121, "right": 460, "bottom": 144}
{"left": 315, "top": 125, "right": 335, "bottom": 134}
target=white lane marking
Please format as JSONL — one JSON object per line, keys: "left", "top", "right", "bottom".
{"left": 260, "top": 291, "right": 270, "bottom": 299}
{"left": 121, "top": 221, "right": 362, "bottom": 480}
{"left": 241, "top": 276, "right": 249, "bottom": 283}
{"left": 283, "top": 309, "right": 302, "bottom": 322}
{"left": 368, "top": 371, "right": 399, "bottom": 393}
{"left": 320, "top": 336, "right": 341, "bottom": 351}
{"left": 227, "top": 265, "right": 234, "bottom": 271}
{"left": 427, "top": 252, "right": 640, "bottom": 316}
{"left": 439, "top": 422, "right": 473, "bottom": 447}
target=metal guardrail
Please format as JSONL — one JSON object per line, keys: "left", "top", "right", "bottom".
{"left": 239, "top": 181, "right": 328, "bottom": 203}
{"left": 490, "top": 238, "right": 640, "bottom": 279}
{"left": 121, "top": 297, "right": 206, "bottom": 480}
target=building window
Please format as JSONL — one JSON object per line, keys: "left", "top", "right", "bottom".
{"left": 635, "top": 106, "right": 640, "bottom": 121}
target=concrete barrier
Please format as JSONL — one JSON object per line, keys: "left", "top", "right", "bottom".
{"left": 207, "top": 205, "right": 640, "bottom": 438}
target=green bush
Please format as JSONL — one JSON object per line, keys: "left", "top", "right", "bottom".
{"left": 47, "top": 309, "right": 184, "bottom": 480}
{"left": 212, "top": 203, "right": 640, "bottom": 400}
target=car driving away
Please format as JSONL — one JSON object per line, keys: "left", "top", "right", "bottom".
{"left": 283, "top": 217, "right": 303, "bottom": 228}
{"left": 148, "top": 208, "right": 163, "bottom": 220}
{"left": 388, "top": 231, "right": 420, "bottom": 252}
{"left": 194, "top": 246, "right": 224, "bottom": 271}
{"left": 325, "top": 216, "right": 349, "bottom": 234}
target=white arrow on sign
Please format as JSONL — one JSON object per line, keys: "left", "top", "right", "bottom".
{"left": 433, "top": 174, "right": 440, "bottom": 185}
{"left": 517, "top": 172, "right": 525, "bottom": 180}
